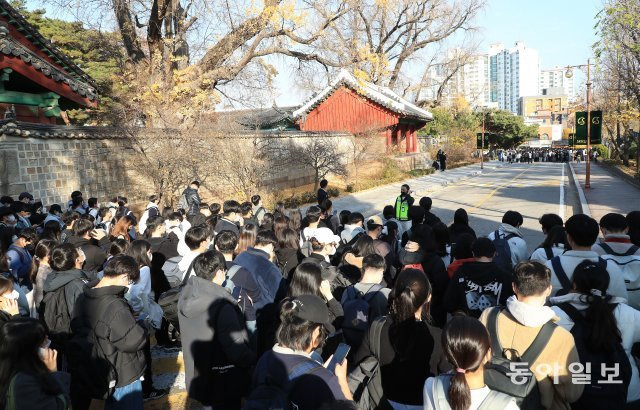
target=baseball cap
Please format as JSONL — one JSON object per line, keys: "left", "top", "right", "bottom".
{"left": 310, "top": 227, "right": 340, "bottom": 245}
{"left": 367, "top": 215, "right": 383, "bottom": 229}
{"left": 290, "top": 294, "right": 335, "bottom": 333}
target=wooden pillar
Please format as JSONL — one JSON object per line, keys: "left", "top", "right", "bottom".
{"left": 386, "top": 128, "right": 392, "bottom": 149}
{"left": 412, "top": 128, "right": 418, "bottom": 153}
{"left": 405, "top": 125, "right": 411, "bottom": 153}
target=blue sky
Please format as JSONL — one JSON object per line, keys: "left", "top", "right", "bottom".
{"left": 479, "top": 0, "right": 600, "bottom": 68}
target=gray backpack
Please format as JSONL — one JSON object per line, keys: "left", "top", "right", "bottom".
{"left": 431, "top": 374, "right": 515, "bottom": 409}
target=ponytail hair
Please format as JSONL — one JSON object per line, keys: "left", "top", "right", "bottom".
{"left": 442, "top": 316, "right": 491, "bottom": 410}
{"left": 144, "top": 216, "right": 165, "bottom": 239}
{"left": 28, "top": 239, "right": 56, "bottom": 284}
{"left": 572, "top": 260, "right": 621, "bottom": 352}
{"left": 389, "top": 268, "right": 431, "bottom": 324}
{"left": 388, "top": 269, "right": 431, "bottom": 359}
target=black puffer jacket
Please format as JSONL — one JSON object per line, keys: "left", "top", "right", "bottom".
{"left": 71, "top": 285, "right": 147, "bottom": 388}
{"left": 66, "top": 236, "right": 110, "bottom": 275}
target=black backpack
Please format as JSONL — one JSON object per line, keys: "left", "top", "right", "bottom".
{"left": 243, "top": 358, "right": 323, "bottom": 409}
{"left": 556, "top": 302, "right": 631, "bottom": 409}
{"left": 491, "top": 230, "right": 516, "bottom": 271}
{"left": 341, "top": 284, "right": 384, "bottom": 349}
{"left": 66, "top": 298, "right": 120, "bottom": 400}
{"left": 157, "top": 260, "right": 195, "bottom": 331}
{"left": 484, "top": 307, "right": 555, "bottom": 410}
{"left": 39, "top": 279, "right": 84, "bottom": 343}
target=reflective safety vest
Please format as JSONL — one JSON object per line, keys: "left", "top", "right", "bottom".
{"left": 395, "top": 195, "right": 410, "bottom": 221}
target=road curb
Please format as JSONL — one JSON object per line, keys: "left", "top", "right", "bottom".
{"left": 568, "top": 162, "right": 591, "bottom": 217}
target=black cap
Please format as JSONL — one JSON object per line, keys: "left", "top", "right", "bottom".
{"left": 291, "top": 294, "right": 335, "bottom": 333}
{"left": 0, "top": 207, "right": 11, "bottom": 217}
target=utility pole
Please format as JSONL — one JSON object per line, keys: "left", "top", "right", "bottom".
{"left": 586, "top": 58, "right": 592, "bottom": 189}
{"left": 481, "top": 111, "right": 485, "bottom": 170}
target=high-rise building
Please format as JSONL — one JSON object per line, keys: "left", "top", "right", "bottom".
{"left": 488, "top": 42, "right": 540, "bottom": 114}
{"left": 418, "top": 50, "right": 492, "bottom": 108}
{"left": 539, "top": 66, "right": 575, "bottom": 99}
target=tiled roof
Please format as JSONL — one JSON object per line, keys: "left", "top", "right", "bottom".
{"left": 0, "top": 0, "right": 98, "bottom": 100}
{"left": 216, "top": 106, "right": 299, "bottom": 129}
{"left": 0, "top": 120, "right": 122, "bottom": 139}
{"left": 293, "top": 69, "right": 433, "bottom": 121}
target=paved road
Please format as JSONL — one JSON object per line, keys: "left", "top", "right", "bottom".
{"left": 145, "top": 161, "right": 580, "bottom": 409}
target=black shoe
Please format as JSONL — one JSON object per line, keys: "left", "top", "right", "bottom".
{"left": 143, "top": 388, "right": 169, "bottom": 401}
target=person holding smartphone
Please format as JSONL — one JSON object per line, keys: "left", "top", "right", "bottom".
{"left": 0, "top": 317, "right": 70, "bottom": 409}
{"left": 250, "top": 295, "right": 353, "bottom": 409}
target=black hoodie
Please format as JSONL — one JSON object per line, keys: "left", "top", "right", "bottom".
{"left": 443, "top": 261, "right": 514, "bottom": 318}
{"left": 178, "top": 276, "right": 255, "bottom": 405}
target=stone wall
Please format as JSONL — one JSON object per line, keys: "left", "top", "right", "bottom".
{"left": 0, "top": 127, "right": 399, "bottom": 207}
{"left": 0, "top": 135, "right": 140, "bottom": 205}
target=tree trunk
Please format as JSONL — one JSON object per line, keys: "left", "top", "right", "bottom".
{"left": 112, "top": 0, "right": 146, "bottom": 63}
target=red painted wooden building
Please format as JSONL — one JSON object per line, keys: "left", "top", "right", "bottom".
{"left": 292, "top": 70, "right": 432, "bottom": 153}
{"left": 0, "top": 0, "right": 98, "bottom": 124}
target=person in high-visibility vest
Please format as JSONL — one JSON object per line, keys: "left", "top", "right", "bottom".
{"left": 394, "top": 184, "right": 414, "bottom": 236}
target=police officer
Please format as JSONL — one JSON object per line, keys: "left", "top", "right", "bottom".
{"left": 394, "top": 184, "right": 414, "bottom": 237}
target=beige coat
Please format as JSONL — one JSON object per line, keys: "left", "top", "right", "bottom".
{"left": 480, "top": 301, "right": 583, "bottom": 410}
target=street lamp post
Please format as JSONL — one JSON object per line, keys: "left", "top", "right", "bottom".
{"left": 566, "top": 59, "right": 594, "bottom": 189}
{"left": 481, "top": 112, "right": 485, "bottom": 170}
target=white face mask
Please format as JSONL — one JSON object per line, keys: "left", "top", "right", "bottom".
{"left": 2, "top": 290, "right": 19, "bottom": 300}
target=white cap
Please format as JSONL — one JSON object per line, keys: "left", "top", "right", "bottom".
{"left": 310, "top": 227, "right": 341, "bottom": 245}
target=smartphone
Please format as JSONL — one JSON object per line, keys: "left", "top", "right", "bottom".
{"left": 327, "top": 343, "right": 351, "bottom": 373}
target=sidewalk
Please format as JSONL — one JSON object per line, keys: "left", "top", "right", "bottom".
{"left": 317, "top": 161, "right": 504, "bottom": 217}
{"left": 571, "top": 162, "right": 640, "bottom": 221}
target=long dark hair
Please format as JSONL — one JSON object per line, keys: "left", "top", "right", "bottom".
{"left": 627, "top": 211, "right": 640, "bottom": 247}
{"left": 28, "top": 239, "right": 56, "bottom": 284}
{"left": 277, "top": 228, "right": 300, "bottom": 250}
{"left": 388, "top": 269, "right": 432, "bottom": 358}
{"left": 350, "top": 235, "right": 376, "bottom": 258}
{"left": 126, "top": 240, "right": 152, "bottom": 269}
{"left": 572, "top": 260, "right": 621, "bottom": 352}
{"left": 40, "top": 220, "right": 61, "bottom": 243}
{"left": 442, "top": 316, "right": 491, "bottom": 410}
{"left": 540, "top": 225, "right": 569, "bottom": 250}
{"left": 451, "top": 208, "right": 470, "bottom": 227}
{"left": 287, "top": 263, "right": 322, "bottom": 298}
{"left": 0, "top": 318, "right": 64, "bottom": 406}
{"left": 433, "top": 222, "right": 450, "bottom": 256}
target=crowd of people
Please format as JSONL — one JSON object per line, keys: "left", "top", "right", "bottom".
{"left": 1, "top": 181, "right": 640, "bottom": 410}
{"left": 497, "top": 148, "right": 600, "bottom": 164}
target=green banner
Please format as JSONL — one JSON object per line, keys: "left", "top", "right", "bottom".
{"left": 568, "top": 133, "right": 574, "bottom": 146}
{"left": 476, "top": 133, "right": 484, "bottom": 149}
{"left": 575, "top": 111, "right": 602, "bottom": 145}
